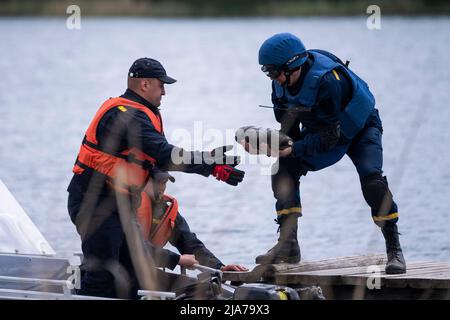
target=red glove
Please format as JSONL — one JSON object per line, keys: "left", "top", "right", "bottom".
{"left": 212, "top": 165, "right": 245, "bottom": 186}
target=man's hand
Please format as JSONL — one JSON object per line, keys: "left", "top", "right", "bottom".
{"left": 241, "top": 140, "right": 259, "bottom": 155}
{"left": 278, "top": 146, "right": 293, "bottom": 157}
{"left": 205, "top": 145, "right": 245, "bottom": 186}
{"left": 244, "top": 140, "right": 293, "bottom": 157}
{"left": 212, "top": 165, "right": 245, "bottom": 186}
{"left": 178, "top": 254, "right": 199, "bottom": 268}
{"left": 220, "top": 264, "right": 249, "bottom": 272}
{"left": 205, "top": 145, "right": 240, "bottom": 166}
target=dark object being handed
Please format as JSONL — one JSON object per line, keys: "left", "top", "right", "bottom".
{"left": 235, "top": 125, "right": 293, "bottom": 156}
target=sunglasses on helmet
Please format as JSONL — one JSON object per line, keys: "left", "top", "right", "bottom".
{"left": 261, "top": 65, "right": 282, "bottom": 79}
{"left": 261, "top": 52, "right": 308, "bottom": 78}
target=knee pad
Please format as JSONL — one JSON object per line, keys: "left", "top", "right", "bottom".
{"left": 361, "top": 173, "right": 393, "bottom": 215}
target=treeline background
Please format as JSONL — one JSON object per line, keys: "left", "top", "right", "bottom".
{"left": 1, "top": 0, "right": 449, "bottom": 16}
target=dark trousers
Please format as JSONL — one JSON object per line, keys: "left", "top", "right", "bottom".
{"left": 272, "top": 111, "right": 398, "bottom": 222}
{"left": 68, "top": 190, "right": 139, "bottom": 298}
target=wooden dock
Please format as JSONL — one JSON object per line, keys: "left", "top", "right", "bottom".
{"left": 222, "top": 254, "right": 450, "bottom": 300}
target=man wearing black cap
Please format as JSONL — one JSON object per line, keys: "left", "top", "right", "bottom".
{"left": 127, "top": 58, "right": 177, "bottom": 108}
{"left": 67, "top": 57, "right": 245, "bottom": 298}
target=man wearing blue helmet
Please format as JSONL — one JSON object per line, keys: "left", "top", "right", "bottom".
{"left": 254, "top": 33, "right": 406, "bottom": 274}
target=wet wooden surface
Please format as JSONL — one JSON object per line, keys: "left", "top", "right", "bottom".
{"left": 222, "top": 254, "right": 450, "bottom": 297}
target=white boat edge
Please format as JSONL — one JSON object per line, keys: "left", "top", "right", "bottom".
{"left": 0, "top": 178, "right": 55, "bottom": 256}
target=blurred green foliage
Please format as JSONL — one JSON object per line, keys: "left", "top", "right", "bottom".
{"left": 1, "top": 0, "right": 450, "bottom": 16}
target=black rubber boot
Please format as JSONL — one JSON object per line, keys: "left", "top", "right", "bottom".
{"left": 255, "top": 215, "right": 301, "bottom": 264}
{"left": 381, "top": 222, "right": 406, "bottom": 274}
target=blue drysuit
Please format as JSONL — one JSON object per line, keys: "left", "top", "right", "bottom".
{"left": 270, "top": 50, "right": 398, "bottom": 224}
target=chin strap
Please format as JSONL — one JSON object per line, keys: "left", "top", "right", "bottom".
{"left": 283, "top": 65, "right": 300, "bottom": 87}
{"left": 284, "top": 69, "right": 292, "bottom": 86}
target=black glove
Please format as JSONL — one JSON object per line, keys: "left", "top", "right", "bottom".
{"left": 203, "top": 145, "right": 240, "bottom": 166}
{"left": 203, "top": 145, "right": 244, "bottom": 186}
{"left": 212, "top": 164, "right": 245, "bottom": 186}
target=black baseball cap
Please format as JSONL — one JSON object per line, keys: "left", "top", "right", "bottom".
{"left": 128, "top": 57, "right": 177, "bottom": 84}
{"left": 151, "top": 167, "right": 175, "bottom": 183}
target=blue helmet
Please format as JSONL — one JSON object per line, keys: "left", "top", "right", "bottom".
{"left": 258, "top": 33, "right": 307, "bottom": 69}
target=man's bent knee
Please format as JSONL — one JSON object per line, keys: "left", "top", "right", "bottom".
{"left": 361, "top": 173, "right": 392, "bottom": 211}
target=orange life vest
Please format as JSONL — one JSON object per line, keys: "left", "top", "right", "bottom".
{"left": 72, "top": 97, "right": 164, "bottom": 193}
{"left": 136, "top": 192, "right": 178, "bottom": 247}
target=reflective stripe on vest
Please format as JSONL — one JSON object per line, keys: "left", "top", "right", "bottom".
{"left": 136, "top": 193, "right": 178, "bottom": 247}
{"left": 72, "top": 97, "right": 163, "bottom": 192}
{"left": 273, "top": 49, "right": 375, "bottom": 139}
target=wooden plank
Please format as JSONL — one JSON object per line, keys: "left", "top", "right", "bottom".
{"left": 279, "top": 262, "right": 448, "bottom": 278}
{"left": 225, "top": 260, "right": 449, "bottom": 284}
{"left": 285, "top": 266, "right": 373, "bottom": 276}
{"left": 267, "top": 253, "right": 386, "bottom": 273}
{"left": 349, "top": 263, "right": 450, "bottom": 277}
{"left": 384, "top": 267, "right": 450, "bottom": 278}
{"left": 275, "top": 262, "right": 450, "bottom": 289}
{"left": 381, "top": 265, "right": 450, "bottom": 289}
{"left": 223, "top": 255, "right": 450, "bottom": 291}
{"left": 331, "top": 266, "right": 449, "bottom": 289}
{"left": 343, "top": 271, "right": 450, "bottom": 289}
{"left": 275, "top": 272, "right": 450, "bottom": 290}
{"left": 223, "top": 254, "right": 386, "bottom": 282}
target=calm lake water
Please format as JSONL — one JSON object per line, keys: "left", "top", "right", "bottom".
{"left": 0, "top": 17, "right": 449, "bottom": 268}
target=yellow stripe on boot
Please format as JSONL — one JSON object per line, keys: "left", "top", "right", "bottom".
{"left": 277, "top": 207, "right": 302, "bottom": 215}
{"left": 373, "top": 212, "right": 399, "bottom": 222}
